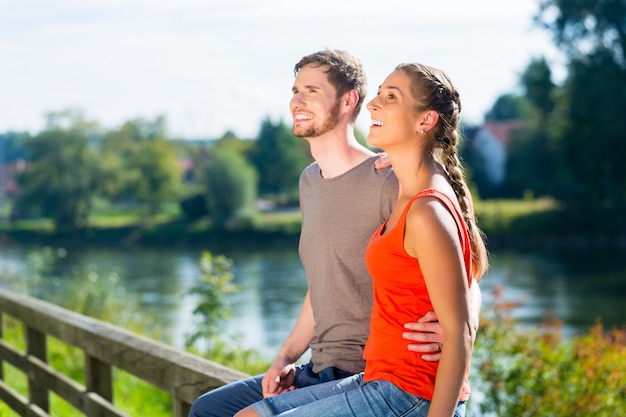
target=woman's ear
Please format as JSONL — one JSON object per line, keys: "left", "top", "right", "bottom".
{"left": 419, "top": 110, "right": 439, "bottom": 133}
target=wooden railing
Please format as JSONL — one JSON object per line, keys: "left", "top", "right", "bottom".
{"left": 0, "top": 289, "right": 249, "bottom": 417}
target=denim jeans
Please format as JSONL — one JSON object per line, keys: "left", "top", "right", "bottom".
{"left": 253, "top": 374, "right": 466, "bottom": 417}
{"left": 188, "top": 362, "right": 356, "bottom": 417}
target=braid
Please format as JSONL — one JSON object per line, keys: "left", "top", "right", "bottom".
{"left": 439, "top": 134, "right": 488, "bottom": 280}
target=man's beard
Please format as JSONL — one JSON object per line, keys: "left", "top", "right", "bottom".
{"left": 292, "top": 101, "right": 340, "bottom": 138}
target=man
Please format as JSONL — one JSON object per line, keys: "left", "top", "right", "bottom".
{"left": 189, "top": 49, "right": 481, "bottom": 417}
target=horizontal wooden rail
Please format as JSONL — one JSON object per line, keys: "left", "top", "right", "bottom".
{"left": 0, "top": 288, "right": 248, "bottom": 416}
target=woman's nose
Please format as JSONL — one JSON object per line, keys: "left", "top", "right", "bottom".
{"left": 366, "top": 97, "right": 378, "bottom": 111}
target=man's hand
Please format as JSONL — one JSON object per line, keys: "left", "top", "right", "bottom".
{"left": 374, "top": 152, "right": 391, "bottom": 169}
{"left": 262, "top": 359, "right": 296, "bottom": 398}
{"left": 403, "top": 310, "right": 444, "bottom": 362}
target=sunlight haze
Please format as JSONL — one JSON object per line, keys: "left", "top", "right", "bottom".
{"left": 1, "top": 0, "right": 564, "bottom": 139}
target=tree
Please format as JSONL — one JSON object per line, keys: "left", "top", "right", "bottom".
{"left": 484, "top": 94, "right": 529, "bottom": 121}
{"left": 196, "top": 147, "right": 257, "bottom": 230}
{"left": 521, "top": 57, "right": 556, "bottom": 116}
{"left": 0, "top": 131, "right": 29, "bottom": 210}
{"left": 537, "top": 0, "right": 626, "bottom": 67}
{"left": 14, "top": 110, "right": 101, "bottom": 232}
{"left": 552, "top": 49, "right": 626, "bottom": 212}
{"left": 249, "top": 118, "right": 311, "bottom": 200}
{"left": 0, "top": 131, "right": 29, "bottom": 163}
{"left": 215, "top": 130, "right": 255, "bottom": 156}
{"left": 101, "top": 117, "right": 182, "bottom": 216}
{"left": 536, "top": 0, "right": 626, "bottom": 220}
{"left": 504, "top": 58, "right": 558, "bottom": 198}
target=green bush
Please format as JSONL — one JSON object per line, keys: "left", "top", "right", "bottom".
{"left": 196, "top": 148, "right": 258, "bottom": 230}
{"left": 473, "top": 285, "right": 626, "bottom": 416}
{"left": 185, "top": 251, "right": 271, "bottom": 374}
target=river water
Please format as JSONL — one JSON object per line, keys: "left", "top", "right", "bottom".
{"left": 1, "top": 242, "right": 625, "bottom": 359}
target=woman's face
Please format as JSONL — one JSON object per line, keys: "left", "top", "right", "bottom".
{"left": 366, "top": 69, "right": 420, "bottom": 150}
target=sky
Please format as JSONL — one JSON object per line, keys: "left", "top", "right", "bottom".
{"left": 0, "top": 0, "right": 566, "bottom": 140}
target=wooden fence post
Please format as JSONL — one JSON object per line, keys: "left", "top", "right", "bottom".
{"left": 85, "top": 354, "right": 113, "bottom": 401}
{"left": 26, "top": 326, "right": 49, "bottom": 413}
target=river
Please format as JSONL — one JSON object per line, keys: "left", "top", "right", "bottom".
{"left": 1, "top": 241, "right": 625, "bottom": 359}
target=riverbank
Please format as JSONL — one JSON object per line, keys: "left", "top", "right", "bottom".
{"left": 1, "top": 198, "right": 625, "bottom": 250}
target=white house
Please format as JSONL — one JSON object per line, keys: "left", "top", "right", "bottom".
{"left": 471, "top": 120, "right": 520, "bottom": 186}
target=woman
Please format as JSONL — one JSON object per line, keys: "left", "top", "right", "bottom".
{"left": 235, "top": 63, "right": 489, "bottom": 417}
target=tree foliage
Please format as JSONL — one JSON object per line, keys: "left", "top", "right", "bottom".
{"left": 14, "top": 110, "right": 101, "bottom": 232}
{"left": 551, "top": 49, "right": 626, "bottom": 214}
{"left": 520, "top": 56, "right": 556, "bottom": 116}
{"left": 196, "top": 147, "right": 258, "bottom": 230}
{"left": 0, "top": 131, "right": 29, "bottom": 163}
{"left": 504, "top": 58, "right": 558, "bottom": 198}
{"left": 484, "top": 93, "right": 530, "bottom": 121}
{"left": 538, "top": 0, "right": 626, "bottom": 67}
{"left": 101, "top": 117, "right": 182, "bottom": 216}
{"left": 489, "top": 1, "right": 626, "bottom": 227}
{"left": 249, "top": 118, "right": 311, "bottom": 200}
{"left": 534, "top": 1, "right": 626, "bottom": 217}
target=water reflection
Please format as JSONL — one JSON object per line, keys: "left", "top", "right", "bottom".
{"left": 0, "top": 243, "right": 624, "bottom": 358}
{"left": 489, "top": 248, "right": 626, "bottom": 332}
{"left": 226, "top": 248, "right": 308, "bottom": 356}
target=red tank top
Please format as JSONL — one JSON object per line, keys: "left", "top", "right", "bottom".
{"left": 363, "top": 189, "right": 472, "bottom": 401}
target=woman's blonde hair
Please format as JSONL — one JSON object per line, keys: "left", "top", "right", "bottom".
{"left": 397, "top": 63, "right": 489, "bottom": 280}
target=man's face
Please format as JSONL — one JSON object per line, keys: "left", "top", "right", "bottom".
{"left": 290, "top": 64, "right": 341, "bottom": 138}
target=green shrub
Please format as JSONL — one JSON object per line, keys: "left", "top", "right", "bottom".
{"left": 185, "top": 251, "right": 272, "bottom": 374}
{"left": 473, "top": 285, "right": 626, "bottom": 416}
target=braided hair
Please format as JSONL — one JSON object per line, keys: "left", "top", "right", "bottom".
{"left": 396, "top": 63, "right": 488, "bottom": 280}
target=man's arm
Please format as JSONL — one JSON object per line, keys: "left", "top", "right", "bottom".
{"left": 262, "top": 290, "right": 315, "bottom": 397}
{"left": 402, "top": 280, "right": 482, "bottom": 361}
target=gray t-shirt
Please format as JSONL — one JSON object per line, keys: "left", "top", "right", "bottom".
{"left": 298, "top": 156, "right": 398, "bottom": 373}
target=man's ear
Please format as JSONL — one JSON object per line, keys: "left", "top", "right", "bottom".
{"left": 344, "top": 89, "right": 359, "bottom": 112}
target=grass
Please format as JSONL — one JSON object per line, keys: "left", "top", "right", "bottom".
{"left": 475, "top": 197, "right": 560, "bottom": 235}
{"left": 2, "top": 198, "right": 550, "bottom": 235}
{"left": 0, "top": 315, "right": 172, "bottom": 417}
{"left": 254, "top": 208, "right": 301, "bottom": 234}
{"left": 4, "top": 197, "right": 622, "bottom": 249}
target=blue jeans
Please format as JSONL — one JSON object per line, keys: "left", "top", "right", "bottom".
{"left": 252, "top": 374, "right": 466, "bottom": 417}
{"left": 188, "top": 362, "right": 356, "bottom": 417}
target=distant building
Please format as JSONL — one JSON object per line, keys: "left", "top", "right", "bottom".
{"left": 0, "top": 159, "right": 26, "bottom": 198}
{"left": 471, "top": 120, "right": 520, "bottom": 186}
{"left": 179, "top": 157, "right": 195, "bottom": 181}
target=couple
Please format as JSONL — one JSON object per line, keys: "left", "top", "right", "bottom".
{"left": 190, "top": 49, "right": 488, "bottom": 417}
